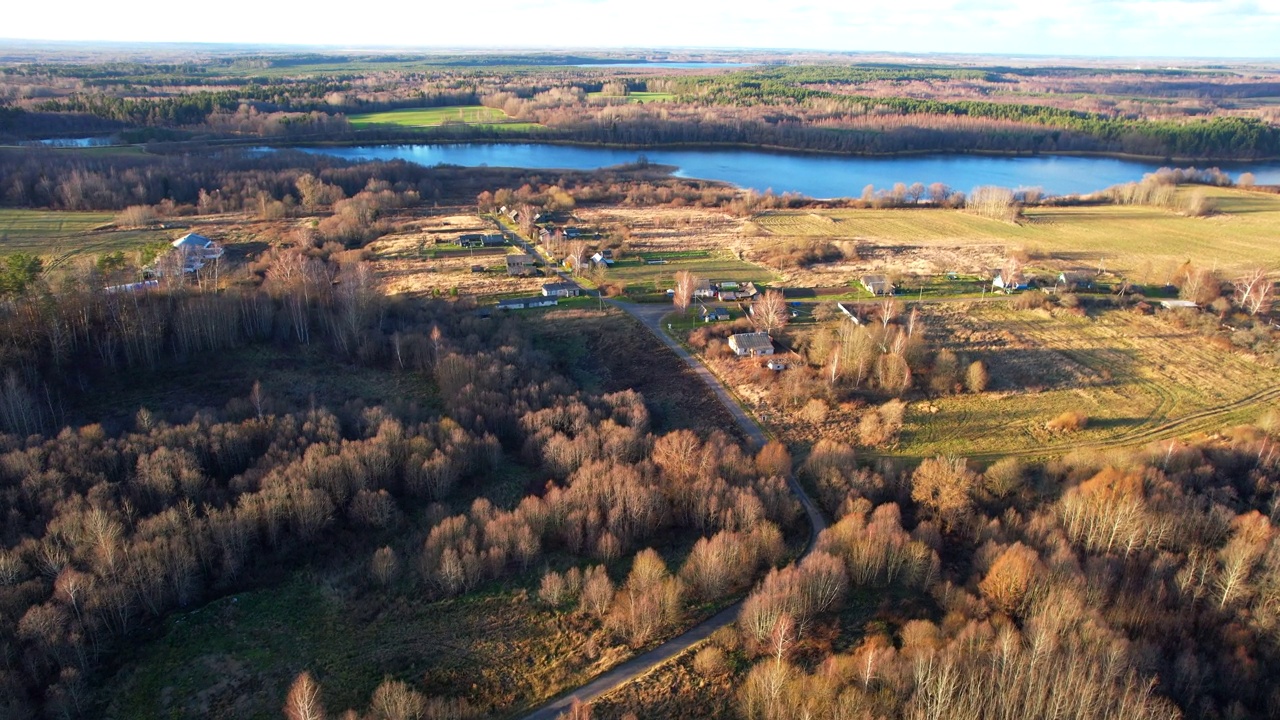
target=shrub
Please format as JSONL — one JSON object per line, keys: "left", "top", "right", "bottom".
{"left": 1047, "top": 410, "right": 1088, "bottom": 433}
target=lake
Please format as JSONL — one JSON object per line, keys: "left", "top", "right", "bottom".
{"left": 297, "top": 143, "right": 1280, "bottom": 197}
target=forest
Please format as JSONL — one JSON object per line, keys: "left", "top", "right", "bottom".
{"left": 3, "top": 52, "right": 1280, "bottom": 159}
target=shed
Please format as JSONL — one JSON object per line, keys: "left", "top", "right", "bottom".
{"left": 728, "top": 332, "right": 775, "bottom": 357}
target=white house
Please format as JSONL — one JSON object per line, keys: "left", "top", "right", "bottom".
{"left": 542, "top": 282, "right": 581, "bottom": 298}
{"left": 171, "top": 233, "right": 224, "bottom": 273}
{"left": 992, "top": 269, "right": 1029, "bottom": 292}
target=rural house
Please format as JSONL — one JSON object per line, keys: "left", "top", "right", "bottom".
{"left": 992, "top": 269, "right": 1029, "bottom": 292}
{"left": 728, "top": 331, "right": 775, "bottom": 357}
{"left": 506, "top": 253, "right": 536, "bottom": 276}
{"left": 702, "top": 307, "right": 730, "bottom": 322}
{"left": 861, "top": 274, "right": 894, "bottom": 296}
{"left": 1057, "top": 271, "right": 1093, "bottom": 289}
{"left": 693, "top": 278, "right": 716, "bottom": 298}
{"left": 590, "top": 252, "right": 614, "bottom": 268}
{"left": 542, "top": 282, "right": 581, "bottom": 298}
{"left": 171, "top": 233, "right": 225, "bottom": 273}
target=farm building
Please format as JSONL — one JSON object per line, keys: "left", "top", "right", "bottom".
{"left": 693, "top": 278, "right": 716, "bottom": 298}
{"left": 542, "top": 282, "right": 581, "bottom": 298}
{"left": 506, "top": 254, "right": 536, "bottom": 276}
{"left": 717, "top": 290, "right": 738, "bottom": 301}
{"left": 739, "top": 282, "right": 760, "bottom": 299}
{"left": 728, "top": 332, "right": 775, "bottom": 357}
{"left": 992, "top": 269, "right": 1029, "bottom": 292}
{"left": 861, "top": 274, "right": 894, "bottom": 296}
{"left": 498, "top": 296, "right": 559, "bottom": 310}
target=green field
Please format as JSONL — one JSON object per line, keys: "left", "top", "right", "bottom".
{"left": 603, "top": 250, "right": 778, "bottom": 291}
{"left": 754, "top": 188, "right": 1280, "bottom": 277}
{"left": 347, "top": 106, "right": 540, "bottom": 130}
{"left": 893, "top": 303, "right": 1280, "bottom": 461}
{"left": 0, "top": 209, "right": 166, "bottom": 265}
{"left": 586, "top": 91, "right": 676, "bottom": 103}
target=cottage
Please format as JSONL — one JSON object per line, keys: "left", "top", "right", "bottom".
{"left": 702, "top": 307, "right": 730, "bottom": 322}
{"left": 498, "top": 296, "right": 559, "bottom": 311}
{"left": 542, "top": 282, "right": 581, "bottom": 298}
{"left": 171, "top": 233, "right": 224, "bottom": 273}
{"left": 506, "top": 254, "right": 536, "bottom": 276}
{"left": 692, "top": 278, "right": 716, "bottom": 298}
{"left": 564, "top": 227, "right": 583, "bottom": 239}
{"left": 728, "top": 332, "right": 775, "bottom": 357}
{"left": 717, "top": 290, "right": 738, "bottom": 301}
{"left": 481, "top": 235, "right": 506, "bottom": 247}
{"left": 590, "top": 252, "right": 614, "bottom": 267}
{"left": 458, "top": 233, "right": 484, "bottom": 246}
{"left": 861, "top": 274, "right": 894, "bottom": 296}
{"left": 1057, "top": 271, "right": 1093, "bottom": 289}
{"left": 992, "top": 269, "right": 1029, "bottom": 292}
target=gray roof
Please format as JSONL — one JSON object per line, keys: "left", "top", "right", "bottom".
{"left": 172, "top": 233, "right": 212, "bottom": 249}
{"left": 543, "top": 282, "right": 578, "bottom": 291}
{"left": 729, "top": 332, "right": 774, "bottom": 351}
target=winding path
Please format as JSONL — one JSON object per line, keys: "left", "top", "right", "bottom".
{"left": 518, "top": 300, "right": 827, "bottom": 720}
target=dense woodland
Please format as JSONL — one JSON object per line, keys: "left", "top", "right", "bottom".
{"left": 3, "top": 54, "right": 1280, "bottom": 159}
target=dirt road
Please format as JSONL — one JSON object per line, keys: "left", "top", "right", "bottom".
{"left": 518, "top": 300, "right": 827, "bottom": 720}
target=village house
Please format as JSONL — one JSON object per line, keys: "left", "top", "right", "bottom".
{"left": 992, "top": 269, "right": 1029, "bottom": 292}
{"left": 506, "top": 253, "right": 536, "bottom": 276}
{"left": 861, "top": 274, "right": 894, "bottom": 296}
{"left": 170, "top": 233, "right": 225, "bottom": 273}
{"left": 542, "top": 282, "right": 581, "bottom": 298}
{"left": 692, "top": 278, "right": 716, "bottom": 298}
{"left": 1057, "top": 271, "right": 1093, "bottom": 289}
{"left": 728, "top": 331, "right": 775, "bottom": 357}
{"left": 701, "top": 306, "right": 730, "bottom": 322}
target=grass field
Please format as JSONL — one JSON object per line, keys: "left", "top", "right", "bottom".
{"left": 0, "top": 208, "right": 167, "bottom": 264}
{"left": 893, "top": 303, "right": 1280, "bottom": 460}
{"left": 347, "top": 106, "right": 540, "bottom": 130}
{"left": 754, "top": 188, "right": 1280, "bottom": 278}
{"left": 605, "top": 250, "right": 778, "bottom": 291}
{"left": 101, "top": 576, "right": 621, "bottom": 719}
{"left": 586, "top": 91, "right": 676, "bottom": 103}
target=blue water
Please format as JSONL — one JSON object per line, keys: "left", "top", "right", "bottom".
{"left": 297, "top": 143, "right": 1280, "bottom": 198}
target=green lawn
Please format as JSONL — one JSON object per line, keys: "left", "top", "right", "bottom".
{"left": 605, "top": 250, "right": 778, "bottom": 290}
{"left": 0, "top": 208, "right": 166, "bottom": 264}
{"left": 347, "top": 106, "right": 538, "bottom": 130}
{"left": 586, "top": 91, "right": 676, "bottom": 104}
{"left": 754, "top": 187, "right": 1280, "bottom": 277}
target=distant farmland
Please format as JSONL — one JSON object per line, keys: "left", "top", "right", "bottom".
{"left": 346, "top": 106, "right": 540, "bottom": 130}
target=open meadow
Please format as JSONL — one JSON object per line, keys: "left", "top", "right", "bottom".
{"left": 897, "top": 302, "right": 1279, "bottom": 460}
{"left": 753, "top": 187, "right": 1280, "bottom": 281}
{"left": 346, "top": 106, "right": 541, "bottom": 131}
{"left": 0, "top": 209, "right": 172, "bottom": 266}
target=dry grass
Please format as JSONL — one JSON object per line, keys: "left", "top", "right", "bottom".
{"left": 891, "top": 303, "right": 1280, "bottom": 460}
{"left": 368, "top": 215, "right": 548, "bottom": 297}
{"left": 753, "top": 187, "right": 1280, "bottom": 280}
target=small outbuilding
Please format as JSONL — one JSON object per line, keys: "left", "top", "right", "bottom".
{"left": 498, "top": 296, "right": 559, "bottom": 311}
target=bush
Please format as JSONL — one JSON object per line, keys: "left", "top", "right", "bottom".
{"left": 1047, "top": 410, "right": 1088, "bottom": 433}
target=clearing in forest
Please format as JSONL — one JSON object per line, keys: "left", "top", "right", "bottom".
{"left": 0, "top": 208, "right": 167, "bottom": 264}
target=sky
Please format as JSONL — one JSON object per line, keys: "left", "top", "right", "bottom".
{"left": 5, "top": 0, "right": 1280, "bottom": 58}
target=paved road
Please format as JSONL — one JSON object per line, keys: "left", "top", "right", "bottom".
{"left": 517, "top": 300, "right": 828, "bottom": 720}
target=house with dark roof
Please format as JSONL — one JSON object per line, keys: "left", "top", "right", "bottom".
{"left": 506, "top": 254, "right": 536, "bottom": 276}
{"left": 542, "top": 282, "right": 581, "bottom": 298}
{"left": 861, "top": 274, "right": 894, "bottom": 296}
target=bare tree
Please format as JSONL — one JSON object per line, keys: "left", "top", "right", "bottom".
{"left": 673, "top": 270, "right": 699, "bottom": 312}
{"left": 752, "top": 290, "right": 789, "bottom": 334}
{"left": 284, "top": 671, "right": 326, "bottom": 720}
{"left": 1233, "top": 268, "right": 1275, "bottom": 315}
